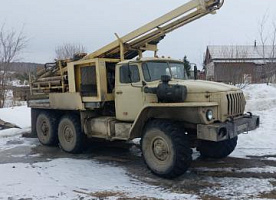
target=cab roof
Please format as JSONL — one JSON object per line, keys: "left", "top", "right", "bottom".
{"left": 118, "top": 57, "right": 183, "bottom": 65}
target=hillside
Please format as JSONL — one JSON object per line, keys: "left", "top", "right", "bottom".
{"left": 8, "top": 62, "right": 44, "bottom": 73}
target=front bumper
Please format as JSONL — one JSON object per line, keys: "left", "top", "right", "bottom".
{"left": 197, "top": 114, "right": 260, "bottom": 142}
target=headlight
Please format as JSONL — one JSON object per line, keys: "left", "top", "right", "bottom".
{"left": 206, "top": 109, "right": 213, "bottom": 121}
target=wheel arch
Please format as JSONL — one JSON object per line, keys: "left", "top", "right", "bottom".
{"left": 129, "top": 102, "right": 219, "bottom": 140}
{"left": 129, "top": 105, "right": 193, "bottom": 139}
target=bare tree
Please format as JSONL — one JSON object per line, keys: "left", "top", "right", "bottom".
{"left": 0, "top": 25, "right": 27, "bottom": 108}
{"left": 257, "top": 15, "right": 276, "bottom": 84}
{"left": 55, "top": 43, "right": 86, "bottom": 60}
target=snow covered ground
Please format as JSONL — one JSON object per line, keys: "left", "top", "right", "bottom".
{"left": 0, "top": 158, "right": 198, "bottom": 200}
{"left": 0, "top": 84, "right": 275, "bottom": 199}
{"left": 0, "top": 106, "right": 31, "bottom": 139}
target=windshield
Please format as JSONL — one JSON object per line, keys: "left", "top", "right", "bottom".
{"left": 142, "top": 61, "right": 187, "bottom": 82}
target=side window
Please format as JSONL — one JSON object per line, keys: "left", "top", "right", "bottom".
{"left": 80, "top": 66, "right": 97, "bottom": 97}
{"left": 142, "top": 63, "right": 151, "bottom": 82}
{"left": 120, "top": 65, "right": 140, "bottom": 83}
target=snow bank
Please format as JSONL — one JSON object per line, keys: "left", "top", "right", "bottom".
{"left": 244, "top": 84, "right": 276, "bottom": 112}
{"left": 0, "top": 106, "right": 30, "bottom": 129}
{"left": 232, "top": 84, "right": 276, "bottom": 158}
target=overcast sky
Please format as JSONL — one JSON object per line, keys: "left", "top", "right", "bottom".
{"left": 0, "top": 0, "right": 276, "bottom": 67}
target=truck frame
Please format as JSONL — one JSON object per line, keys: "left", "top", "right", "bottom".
{"left": 28, "top": 0, "right": 260, "bottom": 179}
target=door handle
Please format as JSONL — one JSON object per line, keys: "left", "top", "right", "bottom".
{"left": 116, "top": 91, "right": 123, "bottom": 95}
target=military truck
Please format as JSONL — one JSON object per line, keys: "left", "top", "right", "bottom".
{"left": 28, "top": 0, "right": 259, "bottom": 178}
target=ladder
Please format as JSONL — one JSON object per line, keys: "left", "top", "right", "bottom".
{"left": 84, "top": 0, "right": 224, "bottom": 61}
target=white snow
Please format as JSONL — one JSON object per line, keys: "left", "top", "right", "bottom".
{"left": 0, "top": 106, "right": 31, "bottom": 146}
{"left": 0, "top": 159, "right": 197, "bottom": 200}
{"left": 201, "top": 177, "right": 274, "bottom": 199}
{"left": 231, "top": 84, "right": 276, "bottom": 158}
{"left": 265, "top": 157, "right": 276, "bottom": 161}
{"left": 0, "top": 106, "right": 31, "bottom": 129}
{"left": 0, "top": 134, "right": 35, "bottom": 153}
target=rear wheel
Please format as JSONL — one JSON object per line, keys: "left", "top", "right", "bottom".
{"left": 36, "top": 111, "right": 58, "bottom": 146}
{"left": 141, "top": 120, "right": 192, "bottom": 179}
{"left": 58, "top": 115, "right": 83, "bottom": 153}
{"left": 198, "top": 136, "right": 238, "bottom": 159}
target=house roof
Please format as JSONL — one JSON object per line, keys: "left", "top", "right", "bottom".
{"left": 207, "top": 45, "right": 276, "bottom": 64}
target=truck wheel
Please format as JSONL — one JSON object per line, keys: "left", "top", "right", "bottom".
{"left": 58, "top": 115, "right": 83, "bottom": 154}
{"left": 141, "top": 120, "right": 192, "bottom": 179}
{"left": 36, "top": 111, "right": 58, "bottom": 146}
{"left": 198, "top": 136, "right": 238, "bottom": 159}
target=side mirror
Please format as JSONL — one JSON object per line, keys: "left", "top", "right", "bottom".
{"left": 194, "top": 65, "right": 198, "bottom": 80}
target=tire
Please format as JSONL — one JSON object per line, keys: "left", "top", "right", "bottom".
{"left": 36, "top": 111, "right": 58, "bottom": 146}
{"left": 198, "top": 136, "right": 238, "bottom": 159}
{"left": 58, "top": 115, "right": 83, "bottom": 154}
{"left": 141, "top": 120, "right": 192, "bottom": 179}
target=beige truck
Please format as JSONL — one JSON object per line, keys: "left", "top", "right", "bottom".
{"left": 28, "top": 0, "right": 259, "bottom": 178}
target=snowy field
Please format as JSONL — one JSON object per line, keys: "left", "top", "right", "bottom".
{"left": 0, "top": 84, "right": 275, "bottom": 199}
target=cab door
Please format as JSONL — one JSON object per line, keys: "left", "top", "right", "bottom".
{"left": 115, "top": 64, "right": 144, "bottom": 121}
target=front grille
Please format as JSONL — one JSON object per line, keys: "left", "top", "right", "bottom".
{"left": 226, "top": 92, "right": 245, "bottom": 116}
